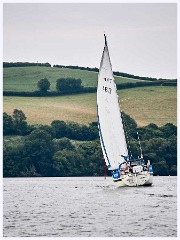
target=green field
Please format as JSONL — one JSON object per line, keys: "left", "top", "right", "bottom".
{"left": 3, "top": 66, "right": 150, "bottom": 92}
{"left": 118, "top": 86, "right": 177, "bottom": 126}
{"left": 3, "top": 86, "right": 177, "bottom": 126}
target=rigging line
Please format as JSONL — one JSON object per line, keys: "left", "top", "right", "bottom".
{"left": 137, "top": 131, "right": 143, "bottom": 158}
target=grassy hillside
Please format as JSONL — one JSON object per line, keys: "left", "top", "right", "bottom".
{"left": 118, "top": 86, "right": 177, "bottom": 126}
{"left": 3, "top": 66, "right": 150, "bottom": 92}
{"left": 3, "top": 86, "right": 177, "bottom": 126}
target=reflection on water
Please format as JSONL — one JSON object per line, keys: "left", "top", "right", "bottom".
{"left": 3, "top": 176, "right": 177, "bottom": 237}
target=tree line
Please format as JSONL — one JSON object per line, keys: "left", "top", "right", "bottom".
{"left": 53, "top": 64, "right": 99, "bottom": 73}
{"left": 53, "top": 64, "right": 177, "bottom": 82}
{"left": 3, "top": 62, "right": 51, "bottom": 68}
{"left": 37, "top": 77, "right": 84, "bottom": 94}
{"left": 3, "top": 109, "right": 102, "bottom": 177}
{"left": 3, "top": 62, "right": 177, "bottom": 82}
{"left": 32, "top": 78, "right": 178, "bottom": 93}
{"left": 3, "top": 110, "right": 177, "bottom": 177}
{"left": 3, "top": 109, "right": 98, "bottom": 140}
{"left": 3, "top": 77, "right": 177, "bottom": 98}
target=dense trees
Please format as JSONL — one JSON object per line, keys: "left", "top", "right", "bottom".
{"left": 3, "top": 109, "right": 177, "bottom": 177}
{"left": 37, "top": 78, "right": 83, "bottom": 94}
{"left": 65, "top": 122, "right": 98, "bottom": 141}
{"left": 12, "top": 109, "right": 28, "bottom": 135}
{"left": 51, "top": 120, "right": 98, "bottom": 140}
{"left": 3, "top": 109, "right": 29, "bottom": 135}
{"left": 3, "top": 113, "right": 14, "bottom": 135}
{"left": 37, "top": 78, "right": 51, "bottom": 93}
{"left": 56, "top": 78, "right": 83, "bottom": 93}
{"left": 23, "top": 129, "right": 54, "bottom": 176}
{"left": 124, "top": 120, "right": 177, "bottom": 176}
{"left": 51, "top": 120, "right": 67, "bottom": 138}
{"left": 3, "top": 110, "right": 99, "bottom": 141}
{"left": 52, "top": 141, "right": 103, "bottom": 177}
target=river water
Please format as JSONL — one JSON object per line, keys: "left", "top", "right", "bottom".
{"left": 3, "top": 176, "right": 177, "bottom": 237}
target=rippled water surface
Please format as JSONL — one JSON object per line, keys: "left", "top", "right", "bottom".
{"left": 3, "top": 176, "right": 177, "bottom": 237}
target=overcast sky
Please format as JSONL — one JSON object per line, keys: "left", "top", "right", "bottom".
{"left": 3, "top": 3, "right": 177, "bottom": 79}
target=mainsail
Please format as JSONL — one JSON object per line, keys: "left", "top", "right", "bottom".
{"left": 97, "top": 35, "right": 128, "bottom": 170}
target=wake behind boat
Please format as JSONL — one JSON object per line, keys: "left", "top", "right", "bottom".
{"left": 97, "top": 35, "right": 153, "bottom": 187}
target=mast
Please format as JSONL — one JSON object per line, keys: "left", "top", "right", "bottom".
{"left": 104, "top": 34, "right": 107, "bottom": 46}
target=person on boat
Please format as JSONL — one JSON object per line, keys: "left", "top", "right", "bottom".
{"left": 147, "top": 160, "right": 150, "bottom": 170}
{"left": 124, "top": 166, "right": 129, "bottom": 174}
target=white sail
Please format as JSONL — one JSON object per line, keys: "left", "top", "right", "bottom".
{"left": 97, "top": 35, "right": 128, "bottom": 170}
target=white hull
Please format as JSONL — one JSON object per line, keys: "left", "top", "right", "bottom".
{"left": 113, "top": 171, "right": 153, "bottom": 187}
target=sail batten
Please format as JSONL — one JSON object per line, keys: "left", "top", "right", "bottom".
{"left": 97, "top": 35, "right": 128, "bottom": 170}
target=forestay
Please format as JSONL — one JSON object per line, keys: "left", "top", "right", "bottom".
{"left": 97, "top": 35, "right": 128, "bottom": 170}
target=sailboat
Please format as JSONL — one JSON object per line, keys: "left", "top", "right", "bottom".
{"left": 97, "top": 34, "right": 153, "bottom": 187}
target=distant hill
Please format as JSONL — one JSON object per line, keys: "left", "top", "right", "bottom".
{"left": 4, "top": 61, "right": 176, "bottom": 81}
{"left": 3, "top": 63, "right": 177, "bottom": 126}
{"left": 3, "top": 65, "right": 175, "bottom": 92}
{"left": 3, "top": 65, "right": 155, "bottom": 92}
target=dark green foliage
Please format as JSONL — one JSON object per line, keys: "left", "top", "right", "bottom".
{"left": 51, "top": 120, "right": 67, "bottom": 138}
{"left": 37, "top": 78, "right": 51, "bottom": 93}
{"left": 122, "top": 112, "right": 137, "bottom": 139}
{"left": 3, "top": 109, "right": 31, "bottom": 135}
{"left": 56, "top": 78, "right": 83, "bottom": 93}
{"left": 153, "top": 161, "right": 169, "bottom": 176}
{"left": 3, "top": 88, "right": 97, "bottom": 97}
{"left": 160, "top": 123, "right": 177, "bottom": 138}
{"left": 77, "top": 141, "right": 104, "bottom": 176}
{"left": 23, "top": 129, "right": 54, "bottom": 176}
{"left": 128, "top": 140, "right": 141, "bottom": 158}
{"left": 119, "top": 113, "right": 177, "bottom": 176}
{"left": 34, "top": 124, "right": 55, "bottom": 138}
{"left": 139, "top": 136, "right": 176, "bottom": 176}
{"left": 136, "top": 122, "right": 177, "bottom": 141}
{"left": 66, "top": 122, "right": 98, "bottom": 141}
{"left": 52, "top": 150, "right": 72, "bottom": 176}
{"left": 3, "top": 112, "right": 15, "bottom": 135}
{"left": 146, "top": 123, "right": 159, "bottom": 129}
{"left": 3, "top": 109, "right": 177, "bottom": 177}
{"left": 53, "top": 138, "right": 75, "bottom": 152}
{"left": 12, "top": 109, "right": 28, "bottom": 135}
{"left": 3, "top": 62, "right": 51, "bottom": 68}
{"left": 3, "top": 145, "right": 34, "bottom": 177}
{"left": 51, "top": 120, "right": 98, "bottom": 141}
{"left": 52, "top": 141, "right": 103, "bottom": 177}
{"left": 169, "top": 165, "right": 177, "bottom": 176}
{"left": 137, "top": 126, "right": 161, "bottom": 140}
{"left": 143, "top": 138, "right": 169, "bottom": 161}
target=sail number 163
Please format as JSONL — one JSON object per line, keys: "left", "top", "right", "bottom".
{"left": 103, "top": 86, "right": 112, "bottom": 94}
